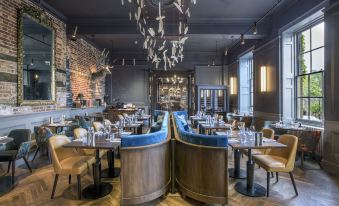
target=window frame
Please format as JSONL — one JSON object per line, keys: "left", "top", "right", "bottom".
{"left": 294, "top": 20, "right": 324, "bottom": 125}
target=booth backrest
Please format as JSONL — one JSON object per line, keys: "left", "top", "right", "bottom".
{"left": 173, "top": 111, "right": 228, "bottom": 147}
{"left": 121, "top": 110, "right": 169, "bottom": 147}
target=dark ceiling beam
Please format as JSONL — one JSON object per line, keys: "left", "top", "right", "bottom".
{"left": 66, "top": 18, "right": 264, "bottom": 38}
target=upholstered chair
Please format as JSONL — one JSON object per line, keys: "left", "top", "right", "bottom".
{"left": 297, "top": 130, "right": 322, "bottom": 168}
{"left": 32, "top": 127, "right": 54, "bottom": 162}
{"left": 48, "top": 135, "right": 94, "bottom": 199}
{"left": 253, "top": 134, "right": 299, "bottom": 197}
{"left": 93, "top": 121, "right": 105, "bottom": 132}
{"left": 123, "top": 113, "right": 129, "bottom": 118}
{"left": 0, "top": 129, "right": 33, "bottom": 185}
{"left": 118, "top": 114, "right": 125, "bottom": 121}
{"left": 79, "top": 116, "right": 91, "bottom": 130}
{"left": 241, "top": 116, "right": 253, "bottom": 128}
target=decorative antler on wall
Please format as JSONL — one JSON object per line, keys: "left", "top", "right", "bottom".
{"left": 91, "top": 48, "right": 112, "bottom": 82}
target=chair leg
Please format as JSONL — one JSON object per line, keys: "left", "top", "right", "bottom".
{"left": 7, "top": 161, "right": 11, "bottom": 173}
{"left": 267, "top": 172, "right": 270, "bottom": 197}
{"left": 271, "top": 172, "right": 274, "bottom": 178}
{"left": 23, "top": 157, "right": 32, "bottom": 173}
{"left": 77, "top": 175, "right": 81, "bottom": 200}
{"left": 51, "top": 174, "right": 59, "bottom": 199}
{"left": 301, "top": 151, "right": 304, "bottom": 169}
{"left": 69, "top": 175, "right": 71, "bottom": 184}
{"left": 11, "top": 160, "right": 15, "bottom": 185}
{"left": 289, "top": 172, "right": 298, "bottom": 196}
{"left": 276, "top": 172, "right": 279, "bottom": 182}
{"left": 32, "top": 147, "right": 40, "bottom": 162}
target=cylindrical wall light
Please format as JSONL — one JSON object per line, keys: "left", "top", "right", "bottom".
{"left": 230, "top": 77, "right": 237, "bottom": 95}
{"left": 260, "top": 66, "right": 267, "bottom": 92}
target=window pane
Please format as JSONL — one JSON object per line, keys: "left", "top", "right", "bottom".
{"left": 297, "top": 98, "right": 309, "bottom": 120}
{"left": 298, "top": 52, "right": 311, "bottom": 74}
{"left": 311, "top": 48, "right": 324, "bottom": 72}
{"left": 311, "top": 22, "right": 324, "bottom": 49}
{"left": 297, "top": 76, "right": 309, "bottom": 97}
{"left": 310, "top": 98, "right": 323, "bottom": 122}
{"left": 310, "top": 73, "right": 323, "bottom": 97}
{"left": 298, "top": 29, "right": 311, "bottom": 53}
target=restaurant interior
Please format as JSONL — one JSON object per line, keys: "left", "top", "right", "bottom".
{"left": 0, "top": 0, "right": 339, "bottom": 205}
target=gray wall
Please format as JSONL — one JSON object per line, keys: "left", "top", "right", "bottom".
{"left": 107, "top": 68, "right": 149, "bottom": 108}
{"left": 322, "top": 1, "right": 339, "bottom": 174}
{"left": 195, "top": 65, "right": 227, "bottom": 86}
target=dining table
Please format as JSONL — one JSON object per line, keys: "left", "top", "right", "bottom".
{"left": 44, "top": 121, "right": 78, "bottom": 134}
{"left": 137, "top": 115, "right": 152, "bottom": 127}
{"left": 199, "top": 122, "right": 232, "bottom": 135}
{"left": 216, "top": 131, "right": 246, "bottom": 179}
{"left": 228, "top": 134, "right": 287, "bottom": 197}
{"left": 63, "top": 135, "right": 121, "bottom": 199}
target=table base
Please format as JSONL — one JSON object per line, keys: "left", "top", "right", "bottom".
{"left": 228, "top": 168, "right": 246, "bottom": 179}
{"left": 0, "top": 176, "right": 17, "bottom": 196}
{"left": 235, "top": 181, "right": 266, "bottom": 197}
{"left": 101, "top": 168, "right": 121, "bottom": 178}
{"left": 82, "top": 182, "right": 113, "bottom": 199}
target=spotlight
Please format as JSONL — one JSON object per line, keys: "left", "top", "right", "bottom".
{"left": 240, "top": 34, "right": 245, "bottom": 45}
{"left": 253, "top": 22, "right": 258, "bottom": 35}
{"left": 71, "top": 26, "right": 78, "bottom": 41}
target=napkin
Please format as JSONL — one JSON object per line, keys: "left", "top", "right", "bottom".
{"left": 0, "top": 136, "right": 8, "bottom": 140}
{"left": 263, "top": 139, "right": 276, "bottom": 143}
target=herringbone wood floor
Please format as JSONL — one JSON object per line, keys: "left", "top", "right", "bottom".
{"left": 0, "top": 150, "right": 338, "bottom": 206}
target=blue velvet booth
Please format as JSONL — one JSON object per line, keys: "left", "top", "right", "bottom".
{"left": 121, "top": 111, "right": 169, "bottom": 147}
{"left": 172, "top": 111, "right": 229, "bottom": 205}
{"left": 120, "top": 110, "right": 171, "bottom": 205}
{"left": 173, "top": 111, "right": 228, "bottom": 147}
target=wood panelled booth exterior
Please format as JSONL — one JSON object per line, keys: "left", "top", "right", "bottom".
{"left": 120, "top": 112, "right": 171, "bottom": 205}
{"left": 171, "top": 114, "right": 228, "bottom": 205}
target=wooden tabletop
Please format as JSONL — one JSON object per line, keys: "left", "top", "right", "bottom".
{"left": 270, "top": 124, "right": 308, "bottom": 131}
{"left": 63, "top": 138, "right": 121, "bottom": 150}
{"left": 215, "top": 131, "right": 286, "bottom": 149}
{"left": 228, "top": 139, "right": 286, "bottom": 149}
{"left": 200, "top": 123, "right": 232, "bottom": 129}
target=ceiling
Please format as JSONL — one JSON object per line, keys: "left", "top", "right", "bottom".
{"left": 41, "top": 0, "right": 282, "bottom": 69}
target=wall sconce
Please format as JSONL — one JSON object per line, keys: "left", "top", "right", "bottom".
{"left": 230, "top": 77, "right": 237, "bottom": 95}
{"left": 260, "top": 66, "right": 267, "bottom": 92}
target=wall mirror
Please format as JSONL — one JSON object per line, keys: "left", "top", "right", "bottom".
{"left": 17, "top": 6, "right": 55, "bottom": 106}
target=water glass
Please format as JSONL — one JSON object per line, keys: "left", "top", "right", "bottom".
{"left": 109, "top": 133, "right": 115, "bottom": 142}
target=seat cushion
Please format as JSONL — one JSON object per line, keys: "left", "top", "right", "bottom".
{"left": 253, "top": 155, "right": 288, "bottom": 172}
{"left": 0, "top": 150, "right": 17, "bottom": 161}
{"left": 59, "top": 156, "right": 90, "bottom": 175}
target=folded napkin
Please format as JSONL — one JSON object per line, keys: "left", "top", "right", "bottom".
{"left": 73, "top": 139, "right": 83, "bottom": 142}
{"left": 0, "top": 136, "right": 8, "bottom": 140}
{"left": 263, "top": 139, "right": 276, "bottom": 143}
{"left": 228, "top": 139, "right": 239, "bottom": 143}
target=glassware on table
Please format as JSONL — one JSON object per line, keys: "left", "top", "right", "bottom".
{"left": 109, "top": 133, "right": 115, "bottom": 142}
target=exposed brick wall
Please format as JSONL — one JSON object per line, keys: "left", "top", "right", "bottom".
{"left": 0, "top": 0, "right": 105, "bottom": 111}
{"left": 68, "top": 38, "right": 105, "bottom": 102}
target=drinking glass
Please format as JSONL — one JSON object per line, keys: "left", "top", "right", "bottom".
{"left": 109, "top": 133, "right": 115, "bottom": 142}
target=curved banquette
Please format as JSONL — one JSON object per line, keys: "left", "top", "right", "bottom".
{"left": 172, "top": 111, "right": 229, "bottom": 206}
{"left": 120, "top": 111, "right": 170, "bottom": 205}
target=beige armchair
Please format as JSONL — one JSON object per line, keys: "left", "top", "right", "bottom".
{"left": 93, "top": 121, "right": 104, "bottom": 132}
{"left": 253, "top": 134, "right": 299, "bottom": 197}
{"left": 48, "top": 135, "right": 94, "bottom": 199}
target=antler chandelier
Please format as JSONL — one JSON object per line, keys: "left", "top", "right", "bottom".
{"left": 121, "top": 0, "right": 197, "bottom": 70}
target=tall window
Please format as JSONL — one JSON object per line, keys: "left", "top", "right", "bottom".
{"left": 296, "top": 22, "right": 324, "bottom": 123}
{"left": 239, "top": 52, "right": 253, "bottom": 114}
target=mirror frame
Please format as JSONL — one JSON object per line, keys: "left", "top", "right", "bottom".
{"left": 17, "top": 6, "right": 56, "bottom": 106}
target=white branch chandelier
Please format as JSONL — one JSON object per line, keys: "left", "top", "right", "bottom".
{"left": 121, "top": 0, "right": 197, "bottom": 70}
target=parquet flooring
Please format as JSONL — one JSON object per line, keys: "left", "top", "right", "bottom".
{"left": 0, "top": 150, "right": 338, "bottom": 206}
